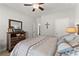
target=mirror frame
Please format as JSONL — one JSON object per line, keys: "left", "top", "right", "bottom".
{"left": 8, "top": 19, "right": 22, "bottom": 30}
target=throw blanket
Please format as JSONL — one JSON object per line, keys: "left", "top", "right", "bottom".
{"left": 10, "top": 36, "right": 57, "bottom": 56}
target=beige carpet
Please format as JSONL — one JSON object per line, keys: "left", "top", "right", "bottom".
{"left": 0, "top": 50, "right": 10, "bottom": 56}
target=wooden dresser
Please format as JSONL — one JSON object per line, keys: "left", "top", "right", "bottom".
{"left": 7, "top": 31, "right": 26, "bottom": 52}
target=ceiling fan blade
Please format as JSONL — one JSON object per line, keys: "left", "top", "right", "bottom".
{"left": 24, "top": 4, "right": 32, "bottom": 6}
{"left": 38, "top": 3, "right": 44, "bottom": 5}
{"left": 32, "top": 8, "right": 35, "bottom": 12}
{"left": 39, "top": 6, "right": 44, "bottom": 11}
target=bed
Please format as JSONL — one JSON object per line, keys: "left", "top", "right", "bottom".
{"left": 10, "top": 36, "right": 58, "bottom": 56}
{"left": 55, "top": 34, "right": 79, "bottom": 56}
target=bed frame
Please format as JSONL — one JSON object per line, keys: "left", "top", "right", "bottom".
{"left": 77, "top": 24, "right": 79, "bottom": 35}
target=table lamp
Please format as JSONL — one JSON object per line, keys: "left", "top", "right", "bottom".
{"left": 66, "top": 27, "right": 77, "bottom": 34}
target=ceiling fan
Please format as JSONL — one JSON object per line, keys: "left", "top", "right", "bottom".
{"left": 24, "top": 3, "right": 44, "bottom": 12}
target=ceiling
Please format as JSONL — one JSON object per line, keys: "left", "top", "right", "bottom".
{"left": 0, "top": 3, "right": 77, "bottom": 18}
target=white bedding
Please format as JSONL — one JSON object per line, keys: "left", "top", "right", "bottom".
{"left": 10, "top": 36, "right": 57, "bottom": 56}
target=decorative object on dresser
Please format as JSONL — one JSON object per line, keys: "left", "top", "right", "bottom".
{"left": 7, "top": 19, "right": 26, "bottom": 52}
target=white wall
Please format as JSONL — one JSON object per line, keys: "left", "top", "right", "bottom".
{"left": 0, "top": 5, "right": 35, "bottom": 52}
{"left": 36, "top": 8, "right": 76, "bottom": 37}
{"left": 75, "top": 4, "right": 79, "bottom": 25}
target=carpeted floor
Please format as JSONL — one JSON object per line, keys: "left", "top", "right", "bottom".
{"left": 0, "top": 50, "right": 10, "bottom": 56}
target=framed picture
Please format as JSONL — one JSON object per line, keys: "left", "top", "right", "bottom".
{"left": 8, "top": 19, "right": 22, "bottom": 32}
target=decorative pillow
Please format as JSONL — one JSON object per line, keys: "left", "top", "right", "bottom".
{"left": 57, "top": 34, "right": 76, "bottom": 45}
{"left": 65, "top": 36, "right": 79, "bottom": 47}
{"left": 57, "top": 42, "right": 71, "bottom": 52}
{"left": 64, "top": 34, "right": 76, "bottom": 42}
{"left": 57, "top": 42, "right": 73, "bottom": 55}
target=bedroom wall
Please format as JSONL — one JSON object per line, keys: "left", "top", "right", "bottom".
{"left": 36, "top": 8, "right": 76, "bottom": 37}
{"left": 75, "top": 4, "right": 79, "bottom": 25}
{"left": 0, "top": 5, "right": 35, "bottom": 52}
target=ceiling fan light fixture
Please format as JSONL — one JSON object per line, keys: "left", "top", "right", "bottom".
{"left": 32, "top": 4, "right": 40, "bottom": 9}
{"left": 24, "top": 3, "right": 44, "bottom": 12}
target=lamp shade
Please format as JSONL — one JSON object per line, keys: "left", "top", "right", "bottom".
{"left": 66, "top": 27, "right": 77, "bottom": 33}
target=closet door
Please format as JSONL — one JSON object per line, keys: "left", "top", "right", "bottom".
{"left": 55, "top": 18, "right": 69, "bottom": 37}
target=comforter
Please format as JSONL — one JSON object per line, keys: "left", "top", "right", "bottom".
{"left": 10, "top": 36, "right": 57, "bottom": 56}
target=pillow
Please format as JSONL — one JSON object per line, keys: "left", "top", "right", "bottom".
{"left": 57, "top": 42, "right": 73, "bottom": 55}
{"left": 57, "top": 42, "right": 71, "bottom": 52}
{"left": 65, "top": 36, "right": 79, "bottom": 47}
{"left": 57, "top": 34, "right": 76, "bottom": 45}
{"left": 64, "top": 34, "right": 76, "bottom": 42}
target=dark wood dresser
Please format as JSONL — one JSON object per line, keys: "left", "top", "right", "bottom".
{"left": 7, "top": 31, "right": 26, "bottom": 52}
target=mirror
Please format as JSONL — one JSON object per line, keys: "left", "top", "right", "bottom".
{"left": 8, "top": 19, "right": 22, "bottom": 32}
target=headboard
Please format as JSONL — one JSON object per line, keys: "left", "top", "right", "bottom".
{"left": 77, "top": 24, "right": 79, "bottom": 35}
